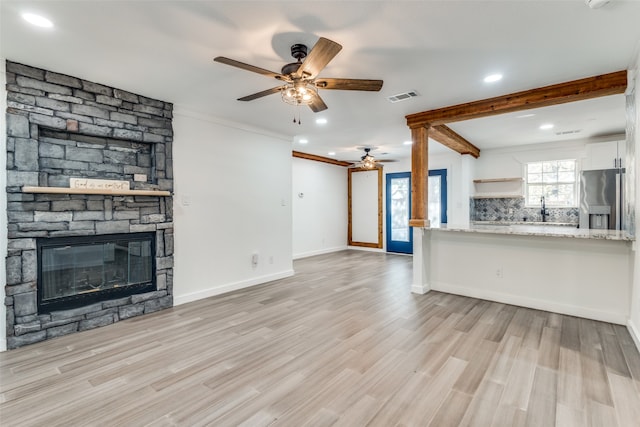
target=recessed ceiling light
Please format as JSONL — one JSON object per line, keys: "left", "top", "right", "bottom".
{"left": 315, "top": 118, "right": 328, "bottom": 125}
{"left": 299, "top": 139, "right": 308, "bottom": 144}
{"left": 483, "top": 73, "right": 503, "bottom": 83}
{"left": 328, "top": 151, "right": 336, "bottom": 156}
{"left": 403, "top": 140, "right": 413, "bottom": 145}
{"left": 539, "top": 123, "right": 554, "bottom": 130}
{"left": 22, "top": 12, "right": 53, "bottom": 28}
{"left": 517, "top": 113, "right": 535, "bottom": 119}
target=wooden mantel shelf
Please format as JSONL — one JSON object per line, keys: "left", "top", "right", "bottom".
{"left": 22, "top": 186, "right": 171, "bottom": 197}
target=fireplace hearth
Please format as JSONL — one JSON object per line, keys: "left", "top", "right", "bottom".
{"left": 38, "top": 233, "right": 156, "bottom": 313}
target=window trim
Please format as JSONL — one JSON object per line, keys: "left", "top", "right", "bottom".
{"left": 524, "top": 159, "right": 578, "bottom": 208}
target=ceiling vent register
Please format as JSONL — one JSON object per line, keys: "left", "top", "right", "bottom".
{"left": 387, "top": 90, "right": 420, "bottom": 103}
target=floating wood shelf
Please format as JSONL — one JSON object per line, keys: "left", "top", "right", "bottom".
{"left": 473, "top": 177, "right": 523, "bottom": 183}
{"left": 22, "top": 186, "right": 171, "bottom": 196}
{"left": 473, "top": 177, "right": 524, "bottom": 198}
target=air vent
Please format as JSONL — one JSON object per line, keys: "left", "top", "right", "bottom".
{"left": 387, "top": 90, "right": 420, "bottom": 103}
{"left": 555, "top": 130, "right": 582, "bottom": 136}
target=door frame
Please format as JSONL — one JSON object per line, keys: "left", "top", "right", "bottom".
{"left": 348, "top": 167, "right": 383, "bottom": 248}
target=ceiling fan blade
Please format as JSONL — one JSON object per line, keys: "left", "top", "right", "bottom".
{"left": 315, "top": 78, "right": 383, "bottom": 91}
{"left": 294, "top": 37, "right": 342, "bottom": 79}
{"left": 214, "top": 57, "right": 282, "bottom": 79}
{"left": 308, "top": 93, "right": 328, "bottom": 113}
{"left": 237, "top": 86, "right": 286, "bottom": 101}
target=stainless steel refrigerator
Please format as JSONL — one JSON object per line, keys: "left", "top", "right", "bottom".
{"left": 579, "top": 168, "right": 624, "bottom": 230}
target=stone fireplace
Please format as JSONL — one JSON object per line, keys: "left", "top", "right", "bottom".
{"left": 5, "top": 61, "right": 174, "bottom": 349}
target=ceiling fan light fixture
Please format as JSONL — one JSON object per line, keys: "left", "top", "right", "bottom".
{"left": 363, "top": 156, "right": 377, "bottom": 169}
{"left": 281, "top": 82, "right": 317, "bottom": 106}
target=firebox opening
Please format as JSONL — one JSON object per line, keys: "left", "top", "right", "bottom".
{"left": 37, "top": 232, "right": 156, "bottom": 313}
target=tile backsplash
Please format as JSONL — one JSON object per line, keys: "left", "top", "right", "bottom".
{"left": 471, "top": 197, "right": 579, "bottom": 224}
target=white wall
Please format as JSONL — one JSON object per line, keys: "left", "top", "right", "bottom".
{"left": 429, "top": 150, "right": 471, "bottom": 225}
{"left": 1, "top": 59, "right": 7, "bottom": 351}
{"left": 630, "top": 49, "right": 640, "bottom": 349}
{"left": 430, "top": 230, "right": 632, "bottom": 325}
{"left": 172, "top": 109, "right": 293, "bottom": 305}
{"left": 292, "top": 157, "right": 347, "bottom": 259}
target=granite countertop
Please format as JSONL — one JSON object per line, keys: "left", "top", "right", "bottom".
{"left": 429, "top": 221, "right": 634, "bottom": 241}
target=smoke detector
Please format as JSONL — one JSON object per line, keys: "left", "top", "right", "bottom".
{"left": 585, "top": 0, "right": 610, "bottom": 9}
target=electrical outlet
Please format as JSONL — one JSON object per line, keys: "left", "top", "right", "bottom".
{"left": 252, "top": 253, "right": 259, "bottom": 266}
{"left": 496, "top": 267, "right": 503, "bottom": 278}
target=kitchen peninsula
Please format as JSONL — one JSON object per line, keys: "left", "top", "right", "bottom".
{"left": 414, "top": 222, "right": 632, "bottom": 327}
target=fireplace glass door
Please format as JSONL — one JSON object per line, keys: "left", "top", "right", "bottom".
{"left": 38, "top": 233, "right": 155, "bottom": 312}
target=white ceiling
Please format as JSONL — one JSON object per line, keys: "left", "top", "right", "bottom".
{"left": 2, "top": 1, "right": 639, "bottom": 161}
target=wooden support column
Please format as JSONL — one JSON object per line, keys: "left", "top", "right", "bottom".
{"left": 409, "top": 126, "right": 430, "bottom": 228}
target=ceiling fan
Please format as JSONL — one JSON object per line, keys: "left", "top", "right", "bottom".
{"left": 213, "top": 37, "right": 383, "bottom": 113}
{"left": 349, "top": 147, "right": 396, "bottom": 169}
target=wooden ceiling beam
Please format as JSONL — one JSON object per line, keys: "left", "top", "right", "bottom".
{"left": 292, "top": 150, "right": 352, "bottom": 167}
{"left": 429, "top": 125, "right": 480, "bottom": 158}
{"left": 406, "top": 70, "right": 627, "bottom": 128}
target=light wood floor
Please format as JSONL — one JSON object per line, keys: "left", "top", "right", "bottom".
{"left": 1, "top": 250, "right": 640, "bottom": 426}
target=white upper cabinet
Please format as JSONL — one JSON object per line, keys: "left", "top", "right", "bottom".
{"left": 584, "top": 140, "right": 625, "bottom": 171}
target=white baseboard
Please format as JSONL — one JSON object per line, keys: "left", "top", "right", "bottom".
{"left": 432, "top": 281, "right": 628, "bottom": 325}
{"left": 347, "top": 246, "right": 384, "bottom": 253}
{"left": 174, "top": 269, "right": 294, "bottom": 306}
{"left": 628, "top": 319, "right": 640, "bottom": 353}
{"left": 411, "top": 284, "right": 430, "bottom": 295}
{"left": 293, "top": 246, "right": 347, "bottom": 260}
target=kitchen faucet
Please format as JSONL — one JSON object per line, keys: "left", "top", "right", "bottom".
{"left": 540, "top": 196, "right": 549, "bottom": 222}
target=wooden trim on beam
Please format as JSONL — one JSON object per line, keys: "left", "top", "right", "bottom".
{"left": 292, "top": 150, "right": 351, "bottom": 167}
{"left": 430, "top": 125, "right": 480, "bottom": 158}
{"left": 406, "top": 70, "right": 627, "bottom": 127}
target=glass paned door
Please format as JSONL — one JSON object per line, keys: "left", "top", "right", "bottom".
{"left": 429, "top": 169, "right": 448, "bottom": 226}
{"left": 386, "top": 172, "right": 412, "bottom": 254}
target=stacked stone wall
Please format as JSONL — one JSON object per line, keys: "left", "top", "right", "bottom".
{"left": 5, "top": 61, "right": 174, "bottom": 349}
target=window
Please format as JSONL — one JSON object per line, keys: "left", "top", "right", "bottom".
{"left": 525, "top": 159, "right": 577, "bottom": 207}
